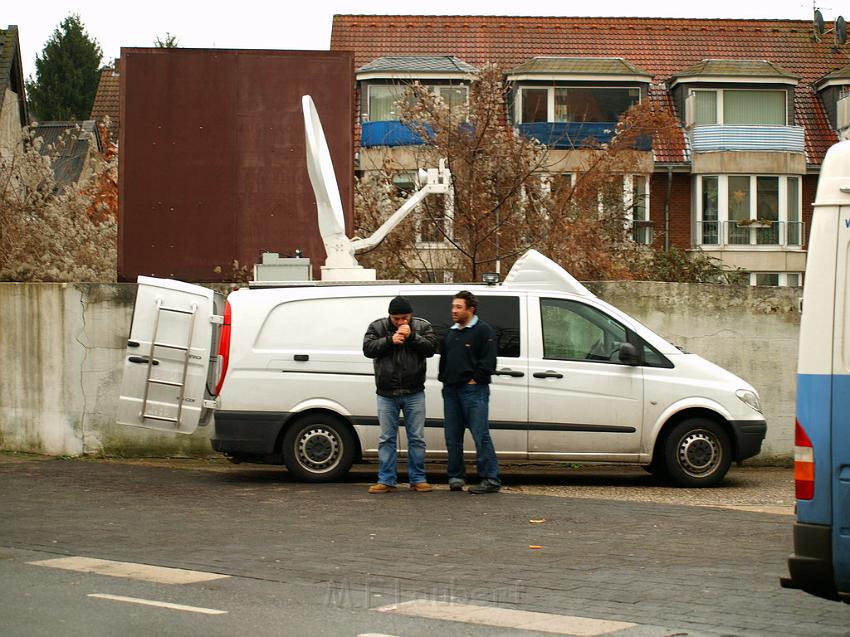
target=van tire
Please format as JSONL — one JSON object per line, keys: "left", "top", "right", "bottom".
{"left": 281, "top": 414, "right": 356, "bottom": 482}
{"left": 663, "top": 418, "right": 732, "bottom": 487}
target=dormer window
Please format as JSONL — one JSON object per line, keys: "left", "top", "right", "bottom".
{"left": 672, "top": 60, "right": 798, "bottom": 129}
{"left": 518, "top": 86, "right": 641, "bottom": 124}
{"left": 509, "top": 57, "right": 651, "bottom": 126}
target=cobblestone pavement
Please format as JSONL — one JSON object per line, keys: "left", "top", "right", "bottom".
{"left": 1, "top": 454, "right": 846, "bottom": 636}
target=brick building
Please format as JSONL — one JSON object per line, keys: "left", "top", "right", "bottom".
{"left": 331, "top": 15, "right": 850, "bottom": 286}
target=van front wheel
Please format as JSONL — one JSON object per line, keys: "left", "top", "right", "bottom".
{"left": 663, "top": 419, "right": 732, "bottom": 487}
{"left": 282, "top": 415, "right": 356, "bottom": 482}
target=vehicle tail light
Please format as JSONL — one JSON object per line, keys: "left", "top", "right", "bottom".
{"left": 794, "top": 419, "right": 814, "bottom": 500}
{"left": 214, "top": 301, "right": 231, "bottom": 396}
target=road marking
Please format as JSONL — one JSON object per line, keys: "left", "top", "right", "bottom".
{"left": 376, "top": 600, "right": 635, "bottom": 636}
{"left": 88, "top": 593, "right": 227, "bottom": 615}
{"left": 28, "top": 557, "right": 229, "bottom": 584}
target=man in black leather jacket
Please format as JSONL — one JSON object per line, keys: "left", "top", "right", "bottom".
{"left": 363, "top": 296, "right": 438, "bottom": 493}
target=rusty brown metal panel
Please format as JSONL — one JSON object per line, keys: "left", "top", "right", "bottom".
{"left": 119, "top": 48, "right": 354, "bottom": 281}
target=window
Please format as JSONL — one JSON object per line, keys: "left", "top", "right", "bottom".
{"left": 540, "top": 298, "right": 627, "bottom": 363}
{"left": 554, "top": 87, "right": 641, "bottom": 123}
{"left": 749, "top": 272, "right": 802, "bottom": 287}
{"left": 409, "top": 295, "right": 521, "bottom": 358}
{"left": 695, "top": 175, "right": 803, "bottom": 247}
{"left": 630, "top": 175, "right": 651, "bottom": 244}
{"left": 517, "top": 86, "right": 641, "bottom": 123}
{"left": 415, "top": 270, "right": 454, "bottom": 283}
{"left": 691, "top": 89, "right": 786, "bottom": 126}
{"left": 393, "top": 172, "right": 453, "bottom": 244}
{"left": 701, "top": 176, "right": 720, "bottom": 245}
{"left": 368, "top": 85, "right": 411, "bottom": 121}
{"left": 521, "top": 88, "right": 548, "bottom": 123}
{"left": 366, "top": 84, "right": 468, "bottom": 121}
{"left": 595, "top": 174, "right": 651, "bottom": 244}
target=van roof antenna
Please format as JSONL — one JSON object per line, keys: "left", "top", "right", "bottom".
{"left": 302, "top": 95, "right": 451, "bottom": 282}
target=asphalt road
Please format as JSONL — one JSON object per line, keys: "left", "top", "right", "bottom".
{"left": 0, "top": 454, "right": 846, "bottom": 637}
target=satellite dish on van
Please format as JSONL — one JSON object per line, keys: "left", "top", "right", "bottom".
{"left": 301, "top": 95, "right": 451, "bottom": 281}
{"left": 836, "top": 16, "right": 848, "bottom": 45}
{"left": 814, "top": 9, "right": 826, "bottom": 36}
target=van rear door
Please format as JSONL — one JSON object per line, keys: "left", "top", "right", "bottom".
{"left": 117, "top": 276, "right": 223, "bottom": 434}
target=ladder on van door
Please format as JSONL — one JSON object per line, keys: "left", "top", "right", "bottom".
{"left": 140, "top": 299, "right": 199, "bottom": 427}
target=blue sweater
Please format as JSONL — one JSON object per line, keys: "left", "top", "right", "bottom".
{"left": 438, "top": 318, "right": 497, "bottom": 386}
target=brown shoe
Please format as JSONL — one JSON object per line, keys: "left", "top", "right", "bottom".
{"left": 410, "top": 482, "right": 433, "bottom": 492}
{"left": 368, "top": 483, "right": 397, "bottom": 494}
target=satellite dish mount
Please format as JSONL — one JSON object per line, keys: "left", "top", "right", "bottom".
{"left": 302, "top": 95, "right": 451, "bottom": 282}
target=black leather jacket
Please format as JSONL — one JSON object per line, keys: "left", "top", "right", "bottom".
{"left": 363, "top": 317, "right": 438, "bottom": 396}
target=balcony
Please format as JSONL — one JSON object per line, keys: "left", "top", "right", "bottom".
{"left": 698, "top": 220, "right": 805, "bottom": 247}
{"left": 690, "top": 125, "right": 805, "bottom": 154}
{"left": 517, "top": 122, "right": 653, "bottom": 150}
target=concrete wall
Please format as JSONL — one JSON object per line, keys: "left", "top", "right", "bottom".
{"left": 0, "top": 282, "right": 800, "bottom": 460}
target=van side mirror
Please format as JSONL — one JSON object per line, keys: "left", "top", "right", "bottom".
{"left": 618, "top": 342, "right": 640, "bottom": 366}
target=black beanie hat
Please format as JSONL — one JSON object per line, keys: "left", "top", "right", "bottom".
{"left": 388, "top": 296, "right": 413, "bottom": 315}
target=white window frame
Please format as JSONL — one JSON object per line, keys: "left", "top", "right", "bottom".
{"left": 515, "top": 85, "right": 642, "bottom": 124}
{"left": 694, "top": 174, "right": 803, "bottom": 248}
{"left": 689, "top": 88, "right": 787, "bottom": 126}
{"left": 748, "top": 272, "right": 803, "bottom": 287}
{"left": 365, "top": 83, "right": 468, "bottom": 122}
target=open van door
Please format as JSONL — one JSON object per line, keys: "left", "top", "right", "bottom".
{"left": 117, "top": 277, "right": 224, "bottom": 434}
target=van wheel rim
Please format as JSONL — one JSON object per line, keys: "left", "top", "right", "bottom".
{"left": 296, "top": 427, "right": 341, "bottom": 473}
{"left": 677, "top": 430, "right": 720, "bottom": 478}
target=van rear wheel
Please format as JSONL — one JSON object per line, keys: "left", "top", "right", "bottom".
{"left": 663, "top": 418, "right": 732, "bottom": 487}
{"left": 282, "top": 415, "right": 355, "bottom": 482}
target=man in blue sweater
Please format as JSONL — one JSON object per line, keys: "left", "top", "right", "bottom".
{"left": 438, "top": 291, "right": 501, "bottom": 494}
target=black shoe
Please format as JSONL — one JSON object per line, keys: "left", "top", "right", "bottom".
{"left": 468, "top": 480, "right": 501, "bottom": 494}
{"left": 448, "top": 479, "right": 465, "bottom": 492}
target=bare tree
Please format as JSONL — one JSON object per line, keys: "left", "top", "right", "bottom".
{"left": 355, "top": 65, "right": 726, "bottom": 283}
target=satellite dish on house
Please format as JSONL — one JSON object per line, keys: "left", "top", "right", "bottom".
{"left": 836, "top": 16, "right": 848, "bottom": 45}
{"left": 814, "top": 9, "right": 826, "bottom": 35}
{"left": 301, "top": 95, "right": 451, "bottom": 281}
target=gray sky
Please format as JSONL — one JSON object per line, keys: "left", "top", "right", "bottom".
{"left": 5, "top": 0, "right": 829, "bottom": 80}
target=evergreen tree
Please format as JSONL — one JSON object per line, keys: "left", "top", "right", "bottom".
{"left": 26, "top": 15, "right": 103, "bottom": 121}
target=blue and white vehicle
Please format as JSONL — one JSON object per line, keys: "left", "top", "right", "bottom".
{"left": 782, "top": 141, "right": 850, "bottom": 603}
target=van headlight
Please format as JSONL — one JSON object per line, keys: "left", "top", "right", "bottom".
{"left": 736, "top": 389, "right": 762, "bottom": 413}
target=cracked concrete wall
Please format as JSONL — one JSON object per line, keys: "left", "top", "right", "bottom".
{"left": 0, "top": 283, "right": 214, "bottom": 457}
{"left": 0, "top": 282, "right": 799, "bottom": 460}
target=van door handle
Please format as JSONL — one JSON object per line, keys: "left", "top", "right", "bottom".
{"left": 494, "top": 368, "right": 524, "bottom": 377}
{"left": 294, "top": 354, "right": 309, "bottom": 362}
{"left": 128, "top": 356, "right": 159, "bottom": 366}
{"left": 533, "top": 371, "right": 563, "bottom": 379}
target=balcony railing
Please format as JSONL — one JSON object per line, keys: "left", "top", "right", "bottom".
{"left": 517, "top": 122, "right": 653, "bottom": 150}
{"left": 698, "top": 220, "right": 805, "bottom": 247}
{"left": 690, "top": 125, "right": 805, "bottom": 154}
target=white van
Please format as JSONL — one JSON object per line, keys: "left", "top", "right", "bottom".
{"left": 118, "top": 249, "right": 766, "bottom": 487}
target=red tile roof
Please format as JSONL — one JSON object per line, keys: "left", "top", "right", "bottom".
{"left": 90, "top": 66, "right": 120, "bottom": 141}
{"left": 332, "top": 15, "right": 845, "bottom": 164}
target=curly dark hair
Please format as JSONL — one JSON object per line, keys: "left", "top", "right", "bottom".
{"left": 453, "top": 290, "right": 478, "bottom": 313}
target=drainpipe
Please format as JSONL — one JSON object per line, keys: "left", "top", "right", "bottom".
{"left": 664, "top": 166, "right": 673, "bottom": 252}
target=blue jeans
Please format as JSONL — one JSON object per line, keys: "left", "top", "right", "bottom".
{"left": 442, "top": 383, "right": 500, "bottom": 485}
{"left": 376, "top": 391, "right": 427, "bottom": 486}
